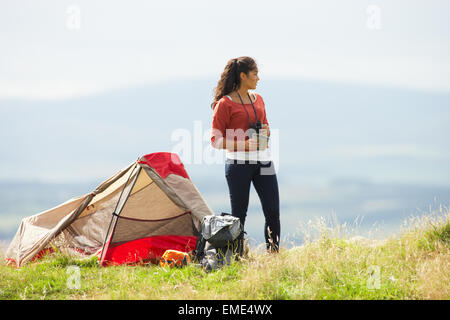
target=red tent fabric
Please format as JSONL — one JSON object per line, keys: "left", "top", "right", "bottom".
{"left": 101, "top": 235, "right": 197, "bottom": 265}
{"left": 138, "top": 152, "right": 190, "bottom": 179}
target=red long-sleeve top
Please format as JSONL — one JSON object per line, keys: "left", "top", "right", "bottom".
{"left": 210, "top": 93, "right": 269, "bottom": 147}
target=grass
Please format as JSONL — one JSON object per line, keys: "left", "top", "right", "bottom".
{"left": 0, "top": 210, "right": 449, "bottom": 300}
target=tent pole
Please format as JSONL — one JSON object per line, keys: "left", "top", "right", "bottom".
{"left": 99, "top": 163, "right": 138, "bottom": 264}
{"left": 109, "top": 166, "right": 142, "bottom": 238}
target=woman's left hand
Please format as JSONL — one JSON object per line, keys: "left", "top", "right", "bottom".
{"left": 261, "top": 124, "right": 270, "bottom": 137}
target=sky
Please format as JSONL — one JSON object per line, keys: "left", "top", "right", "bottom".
{"left": 1, "top": 0, "right": 450, "bottom": 100}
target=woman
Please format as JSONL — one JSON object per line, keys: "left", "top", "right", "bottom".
{"left": 210, "top": 56, "right": 280, "bottom": 252}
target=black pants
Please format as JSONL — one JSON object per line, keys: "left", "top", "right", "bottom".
{"left": 225, "top": 159, "right": 280, "bottom": 251}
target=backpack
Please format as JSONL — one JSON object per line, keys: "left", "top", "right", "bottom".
{"left": 194, "top": 213, "right": 245, "bottom": 271}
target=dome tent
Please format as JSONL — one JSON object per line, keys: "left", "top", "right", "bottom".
{"left": 5, "top": 152, "right": 214, "bottom": 266}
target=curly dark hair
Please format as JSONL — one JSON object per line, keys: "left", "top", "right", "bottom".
{"left": 211, "top": 56, "right": 258, "bottom": 109}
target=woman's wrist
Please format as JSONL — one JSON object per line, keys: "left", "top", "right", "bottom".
{"left": 213, "top": 137, "right": 261, "bottom": 152}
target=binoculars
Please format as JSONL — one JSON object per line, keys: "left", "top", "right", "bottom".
{"left": 249, "top": 120, "right": 269, "bottom": 150}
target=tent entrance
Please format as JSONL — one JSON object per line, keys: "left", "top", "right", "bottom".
{"left": 99, "top": 164, "right": 197, "bottom": 265}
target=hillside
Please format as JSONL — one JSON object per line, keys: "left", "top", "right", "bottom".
{"left": 0, "top": 210, "right": 448, "bottom": 300}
